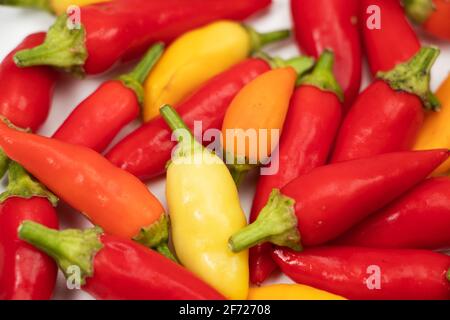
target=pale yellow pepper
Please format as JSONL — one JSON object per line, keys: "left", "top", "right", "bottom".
{"left": 1, "top": 0, "right": 109, "bottom": 14}
{"left": 162, "top": 105, "right": 248, "bottom": 300}
{"left": 143, "top": 20, "right": 290, "bottom": 121}
{"left": 414, "top": 74, "right": 450, "bottom": 176}
{"left": 248, "top": 284, "right": 347, "bottom": 300}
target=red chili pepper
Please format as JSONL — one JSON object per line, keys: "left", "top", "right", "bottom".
{"left": 18, "top": 222, "right": 225, "bottom": 300}
{"left": 229, "top": 150, "right": 449, "bottom": 252}
{"left": 0, "top": 162, "right": 59, "bottom": 300}
{"left": 272, "top": 247, "right": 450, "bottom": 300}
{"left": 337, "top": 177, "right": 450, "bottom": 250}
{"left": 52, "top": 44, "right": 163, "bottom": 153}
{"left": 361, "top": 0, "right": 421, "bottom": 75}
{"left": 13, "top": 0, "right": 271, "bottom": 75}
{"left": 291, "top": 0, "right": 362, "bottom": 107}
{"left": 0, "top": 33, "right": 57, "bottom": 131}
{"left": 249, "top": 51, "right": 344, "bottom": 285}
{"left": 331, "top": 47, "right": 439, "bottom": 163}
{"left": 106, "top": 58, "right": 272, "bottom": 181}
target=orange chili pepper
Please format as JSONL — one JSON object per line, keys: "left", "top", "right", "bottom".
{"left": 0, "top": 119, "right": 174, "bottom": 260}
{"left": 403, "top": 0, "right": 450, "bottom": 41}
{"left": 221, "top": 67, "right": 297, "bottom": 184}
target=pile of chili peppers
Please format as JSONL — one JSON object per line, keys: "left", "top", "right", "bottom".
{"left": 0, "top": 0, "right": 449, "bottom": 301}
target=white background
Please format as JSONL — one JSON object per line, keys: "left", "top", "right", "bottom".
{"left": 0, "top": 0, "right": 449, "bottom": 300}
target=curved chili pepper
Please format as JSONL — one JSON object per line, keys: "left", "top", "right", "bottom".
{"left": 248, "top": 284, "right": 346, "bottom": 300}
{"left": 414, "top": 73, "right": 450, "bottom": 176}
{"left": 0, "top": 162, "right": 59, "bottom": 300}
{"left": 0, "top": 119, "right": 173, "bottom": 259}
{"left": 249, "top": 51, "right": 343, "bottom": 285}
{"left": 229, "top": 150, "right": 449, "bottom": 252}
{"left": 272, "top": 247, "right": 450, "bottom": 300}
{"left": 331, "top": 47, "right": 439, "bottom": 163}
{"left": 0, "top": 33, "right": 57, "bottom": 131}
{"left": 13, "top": 0, "right": 272, "bottom": 75}
{"left": 361, "top": 0, "right": 421, "bottom": 75}
{"left": 162, "top": 105, "right": 248, "bottom": 300}
{"left": 52, "top": 44, "right": 163, "bottom": 153}
{"left": 403, "top": 0, "right": 450, "bottom": 41}
{"left": 106, "top": 56, "right": 313, "bottom": 181}
{"left": 18, "top": 222, "right": 225, "bottom": 300}
{"left": 143, "top": 20, "right": 289, "bottom": 121}
{"left": 337, "top": 177, "right": 450, "bottom": 250}
{"left": 291, "top": 0, "right": 362, "bottom": 107}
{"left": 0, "top": 0, "right": 110, "bottom": 14}
{"left": 222, "top": 67, "right": 298, "bottom": 185}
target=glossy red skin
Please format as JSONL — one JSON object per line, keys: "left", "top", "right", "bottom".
{"left": 249, "top": 86, "right": 343, "bottom": 285}
{"left": 281, "top": 150, "right": 449, "bottom": 247}
{"left": 291, "top": 0, "right": 362, "bottom": 107}
{"left": 337, "top": 177, "right": 450, "bottom": 250}
{"left": 106, "top": 58, "right": 271, "bottom": 180}
{"left": 360, "top": 0, "right": 420, "bottom": 75}
{"left": 0, "top": 33, "right": 57, "bottom": 131}
{"left": 78, "top": 0, "right": 271, "bottom": 74}
{"left": 0, "top": 197, "right": 59, "bottom": 300}
{"left": 272, "top": 247, "right": 450, "bottom": 300}
{"left": 83, "top": 234, "right": 225, "bottom": 300}
{"left": 331, "top": 80, "right": 424, "bottom": 163}
{"left": 52, "top": 80, "right": 139, "bottom": 153}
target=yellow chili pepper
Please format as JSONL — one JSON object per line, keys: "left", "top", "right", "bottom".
{"left": 161, "top": 105, "right": 248, "bottom": 300}
{"left": 1, "top": 0, "right": 109, "bottom": 14}
{"left": 248, "top": 284, "right": 347, "bottom": 300}
{"left": 414, "top": 74, "right": 450, "bottom": 176}
{"left": 143, "top": 20, "right": 290, "bottom": 121}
